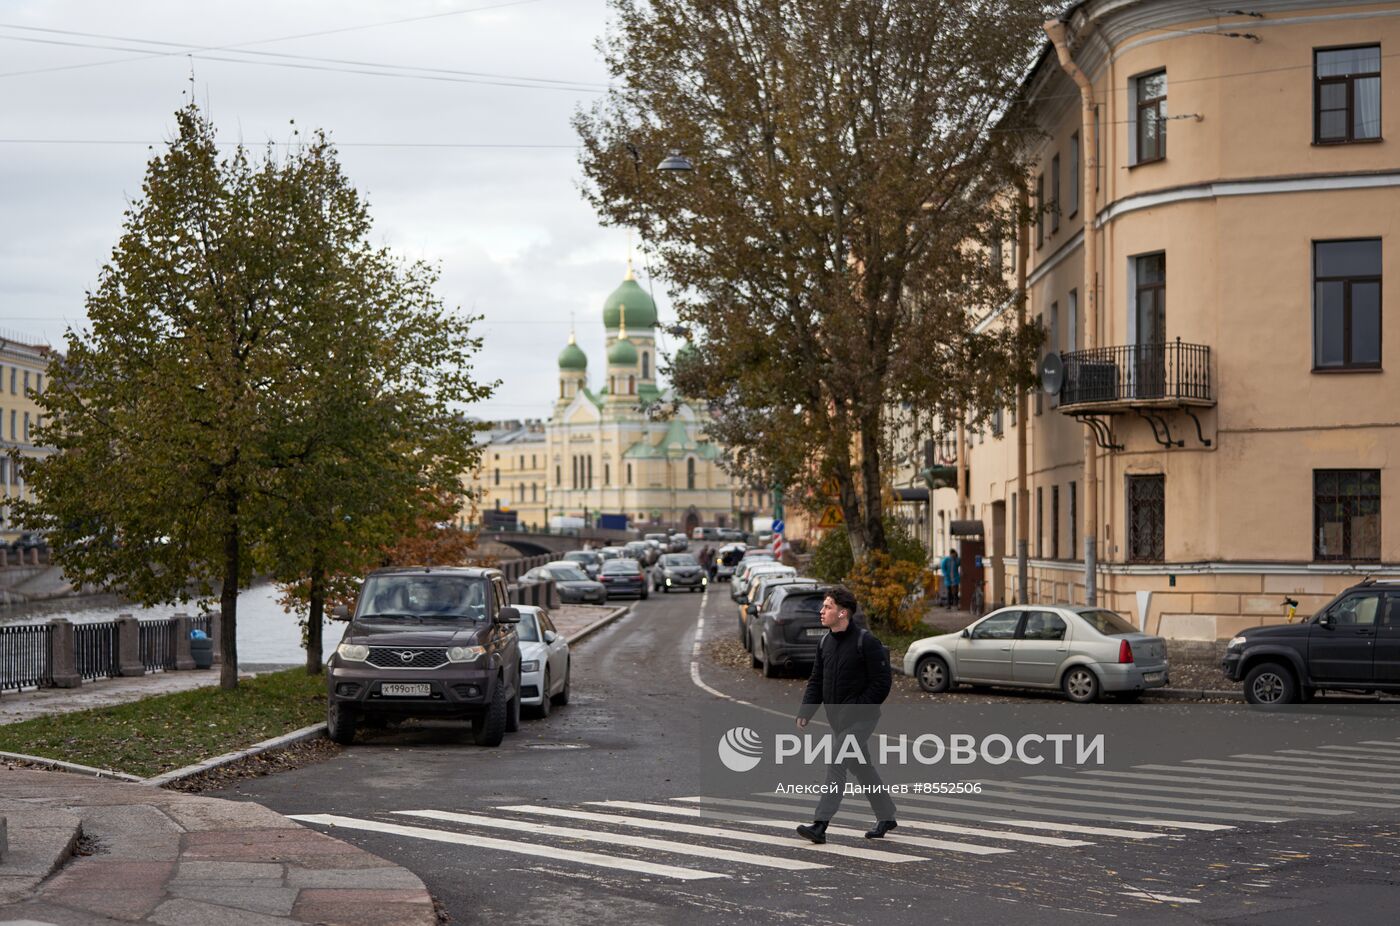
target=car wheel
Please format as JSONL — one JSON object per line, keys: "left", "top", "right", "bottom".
{"left": 473, "top": 681, "right": 508, "bottom": 747}
{"left": 535, "top": 670, "right": 552, "bottom": 719}
{"left": 760, "top": 638, "right": 777, "bottom": 678}
{"left": 1062, "top": 667, "right": 1101, "bottom": 703}
{"left": 641, "top": 589, "right": 649, "bottom": 600}
{"left": 1244, "top": 662, "right": 1297, "bottom": 706}
{"left": 915, "top": 655, "right": 951, "bottom": 694}
{"left": 554, "top": 661, "right": 571, "bottom": 706}
{"left": 505, "top": 678, "right": 522, "bottom": 733}
{"left": 326, "top": 702, "right": 357, "bottom": 745}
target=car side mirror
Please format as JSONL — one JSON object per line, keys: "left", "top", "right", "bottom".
{"left": 960, "top": 628, "right": 971, "bottom": 639}
{"left": 496, "top": 606, "right": 521, "bottom": 624}
{"left": 331, "top": 605, "right": 350, "bottom": 621}
{"left": 1317, "top": 613, "right": 1334, "bottom": 628}
{"left": 544, "top": 630, "right": 557, "bottom": 643}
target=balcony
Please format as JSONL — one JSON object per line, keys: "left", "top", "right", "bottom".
{"left": 1057, "top": 339, "right": 1214, "bottom": 412}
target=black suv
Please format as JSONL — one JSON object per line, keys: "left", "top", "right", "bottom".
{"left": 1222, "top": 579, "right": 1400, "bottom": 705}
{"left": 746, "top": 583, "right": 825, "bottom": 678}
{"left": 326, "top": 566, "right": 523, "bottom": 745}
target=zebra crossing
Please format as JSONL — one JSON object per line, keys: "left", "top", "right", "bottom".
{"left": 289, "top": 736, "right": 1400, "bottom": 896}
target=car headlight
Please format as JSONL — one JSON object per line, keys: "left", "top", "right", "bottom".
{"left": 520, "top": 659, "right": 541, "bottom": 672}
{"left": 1226, "top": 635, "right": 1248, "bottom": 650}
{"left": 447, "top": 645, "right": 486, "bottom": 663}
{"left": 336, "top": 643, "right": 369, "bottom": 662}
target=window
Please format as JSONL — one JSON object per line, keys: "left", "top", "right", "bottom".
{"left": 1314, "top": 239, "right": 1381, "bottom": 370}
{"left": 1069, "top": 481, "right": 1078, "bottom": 560}
{"left": 1314, "top": 469, "right": 1380, "bottom": 561}
{"left": 626, "top": 463, "right": 633, "bottom": 485}
{"left": 1323, "top": 593, "right": 1382, "bottom": 626}
{"left": 22, "top": 371, "right": 29, "bottom": 394}
{"left": 555, "top": 464, "right": 562, "bottom": 485}
{"left": 1035, "top": 175, "right": 1045, "bottom": 248}
{"left": 1068, "top": 289, "right": 1079, "bottom": 352}
{"left": 991, "top": 407, "right": 1003, "bottom": 437}
{"left": 972, "top": 611, "right": 1021, "bottom": 640}
{"left": 1051, "top": 485, "right": 1060, "bottom": 559}
{"left": 1034, "top": 314, "right": 1044, "bottom": 416}
{"left": 493, "top": 468, "right": 500, "bottom": 486}
{"left": 1051, "top": 154, "right": 1061, "bottom": 233}
{"left": 991, "top": 236, "right": 1004, "bottom": 277}
{"left": 8, "top": 368, "right": 13, "bottom": 395}
{"left": 1134, "top": 70, "right": 1167, "bottom": 164}
{"left": 1068, "top": 133, "right": 1080, "bottom": 218}
{"left": 22, "top": 413, "right": 29, "bottom": 443}
{"left": 1093, "top": 108, "right": 1101, "bottom": 192}
{"left": 1127, "top": 474, "right": 1165, "bottom": 563}
{"left": 642, "top": 352, "right": 650, "bottom": 379}
{"left": 1315, "top": 46, "right": 1381, "bottom": 143}
{"left": 531, "top": 483, "right": 538, "bottom": 502}
{"left": 532, "top": 454, "right": 537, "bottom": 469}
{"left": 587, "top": 456, "right": 593, "bottom": 489}
{"left": 604, "top": 463, "right": 610, "bottom": 485}
{"left": 1035, "top": 486, "right": 1043, "bottom": 558}
{"left": 35, "top": 374, "right": 41, "bottom": 393}
{"left": 686, "top": 458, "right": 697, "bottom": 490}
{"left": 1024, "top": 611, "right": 1066, "bottom": 641}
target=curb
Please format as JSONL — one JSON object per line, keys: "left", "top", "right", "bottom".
{"left": 568, "top": 605, "right": 632, "bottom": 645}
{"left": 142, "top": 721, "right": 328, "bottom": 788}
{"left": 0, "top": 749, "right": 145, "bottom": 782}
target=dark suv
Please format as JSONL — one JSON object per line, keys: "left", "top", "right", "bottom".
{"left": 326, "top": 566, "right": 523, "bottom": 745}
{"left": 746, "top": 583, "right": 825, "bottom": 678}
{"left": 1222, "top": 579, "right": 1400, "bottom": 705}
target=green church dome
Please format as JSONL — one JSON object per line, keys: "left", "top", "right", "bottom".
{"left": 602, "top": 274, "right": 658, "bottom": 330}
{"left": 607, "top": 336, "right": 639, "bottom": 366}
{"left": 558, "top": 337, "right": 587, "bottom": 371}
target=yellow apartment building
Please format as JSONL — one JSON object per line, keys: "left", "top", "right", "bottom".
{"left": 937, "top": 0, "right": 1400, "bottom": 639}
{"left": 0, "top": 337, "right": 54, "bottom": 541}
{"left": 470, "top": 420, "right": 549, "bottom": 530}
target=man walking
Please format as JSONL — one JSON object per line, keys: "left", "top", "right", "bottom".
{"left": 794, "top": 585, "right": 896, "bottom": 844}
{"left": 941, "top": 548, "right": 961, "bottom": 609}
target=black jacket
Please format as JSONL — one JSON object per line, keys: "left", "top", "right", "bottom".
{"left": 798, "top": 622, "right": 890, "bottom": 724}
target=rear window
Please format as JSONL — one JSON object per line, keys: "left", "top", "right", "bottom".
{"left": 602, "top": 560, "right": 640, "bottom": 574}
{"left": 1077, "top": 609, "right": 1137, "bottom": 635}
{"left": 548, "top": 565, "right": 590, "bottom": 582}
{"left": 721, "top": 550, "right": 744, "bottom": 565}
{"left": 662, "top": 554, "right": 698, "bottom": 566}
{"left": 779, "top": 593, "right": 825, "bottom": 618}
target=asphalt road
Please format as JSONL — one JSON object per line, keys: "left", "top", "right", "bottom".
{"left": 217, "top": 584, "right": 1400, "bottom": 926}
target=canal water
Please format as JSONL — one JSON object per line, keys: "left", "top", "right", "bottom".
{"left": 0, "top": 581, "right": 335, "bottom": 666}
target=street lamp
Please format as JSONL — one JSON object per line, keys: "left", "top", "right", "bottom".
{"left": 657, "top": 150, "right": 694, "bottom": 172}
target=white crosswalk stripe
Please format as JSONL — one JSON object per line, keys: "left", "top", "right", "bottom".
{"left": 1135, "top": 763, "right": 1400, "bottom": 792}
{"left": 1191, "top": 757, "right": 1400, "bottom": 781}
{"left": 1061, "top": 771, "right": 1391, "bottom": 809}
{"left": 1273, "top": 749, "right": 1400, "bottom": 767}
{"left": 288, "top": 813, "right": 728, "bottom": 881}
{"left": 985, "top": 780, "right": 1346, "bottom": 816}
{"left": 394, "top": 809, "right": 837, "bottom": 869}
{"left": 894, "top": 791, "right": 1236, "bottom": 830}
{"left": 945, "top": 782, "right": 1288, "bottom": 823}
{"left": 1313, "top": 745, "right": 1400, "bottom": 757}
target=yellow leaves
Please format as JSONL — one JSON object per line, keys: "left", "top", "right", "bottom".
{"left": 845, "top": 549, "right": 933, "bottom": 633}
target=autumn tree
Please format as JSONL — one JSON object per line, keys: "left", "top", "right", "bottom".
{"left": 577, "top": 0, "right": 1046, "bottom": 558}
{"left": 17, "top": 103, "right": 491, "bottom": 688}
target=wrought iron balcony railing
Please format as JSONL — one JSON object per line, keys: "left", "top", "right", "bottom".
{"left": 1058, "top": 339, "right": 1214, "bottom": 410}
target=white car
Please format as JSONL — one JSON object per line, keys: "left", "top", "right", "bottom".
{"left": 514, "top": 605, "right": 572, "bottom": 718}
{"left": 903, "top": 605, "right": 1170, "bottom": 703}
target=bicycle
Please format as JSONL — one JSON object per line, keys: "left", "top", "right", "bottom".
{"left": 1282, "top": 596, "right": 1299, "bottom": 623}
{"left": 970, "top": 584, "right": 986, "bottom": 618}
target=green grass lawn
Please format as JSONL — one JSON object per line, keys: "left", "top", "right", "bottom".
{"left": 0, "top": 669, "right": 327, "bottom": 779}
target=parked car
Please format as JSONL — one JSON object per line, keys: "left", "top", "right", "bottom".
{"left": 561, "top": 550, "right": 604, "bottom": 578}
{"left": 1222, "top": 579, "right": 1400, "bottom": 705}
{"left": 325, "top": 566, "right": 523, "bottom": 746}
{"left": 730, "top": 553, "right": 780, "bottom": 601}
{"left": 734, "top": 561, "right": 794, "bottom": 609}
{"left": 8, "top": 532, "right": 47, "bottom": 553}
{"left": 691, "top": 526, "right": 722, "bottom": 542}
{"left": 654, "top": 553, "right": 707, "bottom": 593}
{"left": 512, "top": 605, "right": 571, "bottom": 718}
{"left": 644, "top": 538, "right": 666, "bottom": 563}
{"left": 597, "top": 546, "right": 627, "bottom": 562}
{"left": 668, "top": 533, "right": 690, "bottom": 552}
{"left": 718, "top": 528, "right": 745, "bottom": 542}
{"left": 599, "top": 557, "right": 649, "bottom": 599}
{"left": 747, "top": 583, "right": 827, "bottom": 677}
{"left": 623, "top": 540, "right": 657, "bottom": 567}
{"left": 713, "top": 542, "right": 748, "bottom": 582}
{"left": 904, "top": 605, "right": 1170, "bottom": 703}
{"left": 737, "top": 572, "right": 805, "bottom": 648}
{"left": 519, "top": 562, "right": 607, "bottom": 605}
{"left": 644, "top": 532, "right": 671, "bottom": 551}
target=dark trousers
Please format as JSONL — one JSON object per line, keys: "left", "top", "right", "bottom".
{"left": 813, "top": 722, "right": 897, "bottom": 823}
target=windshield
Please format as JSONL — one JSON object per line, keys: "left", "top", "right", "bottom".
{"left": 564, "top": 552, "right": 596, "bottom": 564}
{"left": 662, "top": 555, "right": 698, "bottom": 567}
{"left": 548, "top": 565, "right": 591, "bottom": 582}
{"left": 357, "top": 575, "right": 489, "bottom": 622}
{"left": 1077, "top": 609, "right": 1138, "bottom": 636}
{"left": 517, "top": 611, "right": 541, "bottom": 642}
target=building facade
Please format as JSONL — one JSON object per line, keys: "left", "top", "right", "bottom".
{"left": 938, "top": 0, "right": 1400, "bottom": 639}
{"left": 470, "top": 420, "right": 549, "bottom": 529}
{"left": 545, "top": 266, "right": 735, "bottom": 532}
{"left": 0, "top": 338, "right": 53, "bottom": 540}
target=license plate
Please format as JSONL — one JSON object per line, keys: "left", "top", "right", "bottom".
{"left": 381, "top": 683, "right": 431, "bottom": 697}
{"left": 1143, "top": 672, "right": 1163, "bottom": 683}
{"left": 805, "top": 628, "right": 828, "bottom": 638}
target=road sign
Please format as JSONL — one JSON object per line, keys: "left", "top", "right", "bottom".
{"left": 817, "top": 505, "right": 843, "bottom": 529}
{"left": 822, "top": 478, "right": 840, "bottom": 497}
{"left": 771, "top": 519, "right": 784, "bottom": 535}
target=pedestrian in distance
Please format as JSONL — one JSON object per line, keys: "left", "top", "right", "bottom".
{"left": 794, "top": 585, "right": 897, "bottom": 844}
{"left": 941, "top": 548, "right": 961, "bottom": 609}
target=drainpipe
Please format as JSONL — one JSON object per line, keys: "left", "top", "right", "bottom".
{"left": 1016, "top": 182, "right": 1030, "bottom": 605}
{"left": 1044, "top": 18, "right": 1099, "bottom": 606}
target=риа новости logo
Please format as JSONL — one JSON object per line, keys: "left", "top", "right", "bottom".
{"left": 717, "top": 726, "right": 764, "bottom": 772}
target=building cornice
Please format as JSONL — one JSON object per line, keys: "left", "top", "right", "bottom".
{"left": 1095, "top": 168, "right": 1400, "bottom": 226}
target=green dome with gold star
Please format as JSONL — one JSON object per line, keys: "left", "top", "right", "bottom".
{"left": 557, "top": 336, "right": 587, "bottom": 371}
{"left": 607, "top": 336, "right": 639, "bottom": 366}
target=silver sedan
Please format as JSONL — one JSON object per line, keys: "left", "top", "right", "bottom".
{"left": 903, "top": 605, "right": 1170, "bottom": 703}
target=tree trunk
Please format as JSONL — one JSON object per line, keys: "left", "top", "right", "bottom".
{"left": 832, "top": 441, "right": 869, "bottom": 561}
{"left": 306, "top": 560, "right": 325, "bottom": 675}
{"left": 858, "top": 413, "right": 887, "bottom": 554}
{"left": 219, "top": 493, "right": 240, "bottom": 690}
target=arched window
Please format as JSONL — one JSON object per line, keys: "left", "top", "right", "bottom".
{"left": 642, "top": 352, "right": 650, "bottom": 379}
{"left": 560, "top": 380, "right": 565, "bottom": 399}
{"left": 686, "top": 457, "right": 696, "bottom": 490}
{"left": 629, "top": 375, "right": 636, "bottom": 395}
{"left": 626, "top": 463, "right": 632, "bottom": 485}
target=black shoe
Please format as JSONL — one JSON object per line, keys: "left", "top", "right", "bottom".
{"left": 796, "top": 821, "right": 829, "bottom": 844}
{"left": 865, "top": 820, "right": 897, "bottom": 839}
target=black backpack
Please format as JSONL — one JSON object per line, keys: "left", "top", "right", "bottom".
{"left": 822, "top": 625, "right": 892, "bottom": 704}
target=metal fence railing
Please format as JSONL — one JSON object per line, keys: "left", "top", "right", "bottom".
{"left": 191, "top": 614, "right": 211, "bottom": 638}
{"left": 74, "top": 620, "right": 119, "bottom": 682}
{"left": 1059, "top": 339, "right": 1213, "bottom": 408}
{"left": 0, "top": 623, "right": 52, "bottom": 691}
{"left": 138, "top": 618, "right": 176, "bottom": 672}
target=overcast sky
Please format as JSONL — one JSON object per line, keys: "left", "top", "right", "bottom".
{"left": 0, "top": 0, "right": 668, "bottom": 421}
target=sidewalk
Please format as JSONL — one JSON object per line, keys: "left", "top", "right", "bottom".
{"left": 1, "top": 670, "right": 233, "bottom": 727}
{"left": 0, "top": 768, "right": 435, "bottom": 925}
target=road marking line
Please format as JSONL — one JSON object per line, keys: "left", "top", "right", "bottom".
{"left": 289, "top": 813, "right": 725, "bottom": 881}
{"left": 1195, "top": 757, "right": 1400, "bottom": 781}
{"left": 1275, "top": 748, "right": 1400, "bottom": 765}
{"left": 1360, "top": 740, "right": 1400, "bottom": 747}
{"left": 961, "top": 783, "right": 1287, "bottom": 823}
{"left": 394, "top": 809, "right": 821, "bottom": 870}
{"left": 1312, "top": 745, "right": 1400, "bottom": 757}
{"left": 1059, "top": 772, "right": 1387, "bottom": 809}
{"left": 1119, "top": 890, "right": 1200, "bottom": 905}
{"left": 646, "top": 795, "right": 1092, "bottom": 846}
{"left": 745, "top": 790, "right": 1165, "bottom": 840}
{"left": 890, "top": 792, "right": 1236, "bottom": 831}
{"left": 992, "top": 780, "right": 1346, "bottom": 816}
{"left": 1134, "top": 763, "right": 1400, "bottom": 792}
